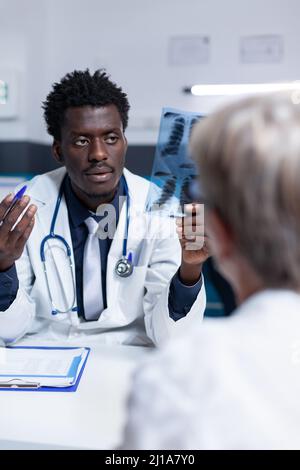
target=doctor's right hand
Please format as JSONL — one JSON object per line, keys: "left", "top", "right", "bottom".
{"left": 0, "top": 193, "right": 37, "bottom": 272}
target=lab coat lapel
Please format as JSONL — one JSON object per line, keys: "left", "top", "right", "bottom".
{"left": 106, "top": 188, "right": 127, "bottom": 305}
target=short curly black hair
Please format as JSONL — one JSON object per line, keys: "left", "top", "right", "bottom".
{"left": 42, "top": 69, "right": 130, "bottom": 140}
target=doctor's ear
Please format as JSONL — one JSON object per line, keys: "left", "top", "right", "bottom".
{"left": 52, "top": 141, "right": 64, "bottom": 163}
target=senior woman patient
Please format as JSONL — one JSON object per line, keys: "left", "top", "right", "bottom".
{"left": 121, "top": 93, "right": 300, "bottom": 450}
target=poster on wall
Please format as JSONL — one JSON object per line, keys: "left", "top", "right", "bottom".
{"left": 240, "top": 35, "right": 284, "bottom": 63}
{"left": 0, "top": 70, "right": 18, "bottom": 119}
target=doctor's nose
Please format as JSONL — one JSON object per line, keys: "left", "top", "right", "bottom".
{"left": 88, "top": 139, "right": 108, "bottom": 162}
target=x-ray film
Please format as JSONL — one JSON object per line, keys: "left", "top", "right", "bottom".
{"left": 145, "top": 108, "right": 204, "bottom": 217}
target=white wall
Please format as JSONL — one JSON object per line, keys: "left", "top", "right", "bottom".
{"left": 1, "top": 0, "right": 300, "bottom": 143}
{"left": 0, "top": 0, "right": 30, "bottom": 139}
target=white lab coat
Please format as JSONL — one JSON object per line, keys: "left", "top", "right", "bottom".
{"left": 0, "top": 167, "right": 205, "bottom": 346}
{"left": 123, "top": 289, "right": 300, "bottom": 449}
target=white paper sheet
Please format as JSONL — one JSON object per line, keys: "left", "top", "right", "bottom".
{"left": 0, "top": 348, "right": 88, "bottom": 388}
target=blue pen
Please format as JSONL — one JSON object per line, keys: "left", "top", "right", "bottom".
{"left": 13, "top": 185, "right": 27, "bottom": 202}
{"left": 0, "top": 185, "right": 27, "bottom": 225}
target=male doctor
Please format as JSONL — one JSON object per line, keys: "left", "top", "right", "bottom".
{"left": 0, "top": 69, "right": 209, "bottom": 346}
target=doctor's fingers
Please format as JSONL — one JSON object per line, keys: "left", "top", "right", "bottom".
{"left": 0, "top": 193, "right": 15, "bottom": 220}
{"left": 176, "top": 214, "right": 205, "bottom": 228}
{"left": 182, "top": 235, "right": 210, "bottom": 251}
{"left": 183, "top": 203, "right": 205, "bottom": 218}
{"left": 0, "top": 196, "right": 32, "bottom": 235}
{"left": 8, "top": 205, "right": 37, "bottom": 245}
{"left": 176, "top": 224, "right": 205, "bottom": 239}
{"left": 14, "top": 218, "right": 36, "bottom": 254}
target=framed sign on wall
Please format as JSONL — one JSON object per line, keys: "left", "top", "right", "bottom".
{"left": 0, "top": 70, "right": 18, "bottom": 120}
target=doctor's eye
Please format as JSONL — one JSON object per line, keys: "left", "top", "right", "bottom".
{"left": 74, "top": 137, "right": 90, "bottom": 147}
{"left": 105, "top": 134, "right": 119, "bottom": 145}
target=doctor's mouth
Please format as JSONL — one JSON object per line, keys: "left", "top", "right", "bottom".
{"left": 84, "top": 165, "right": 114, "bottom": 183}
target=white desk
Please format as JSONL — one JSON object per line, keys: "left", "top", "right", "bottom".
{"left": 0, "top": 343, "right": 151, "bottom": 450}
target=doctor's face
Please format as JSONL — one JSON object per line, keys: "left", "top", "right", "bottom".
{"left": 53, "top": 105, "right": 128, "bottom": 210}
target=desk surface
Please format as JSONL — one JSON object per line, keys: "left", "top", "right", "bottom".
{"left": 0, "top": 342, "right": 151, "bottom": 450}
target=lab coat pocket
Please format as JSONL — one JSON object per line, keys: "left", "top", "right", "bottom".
{"left": 117, "top": 264, "right": 148, "bottom": 323}
{"left": 129, "top": 239, "right": 150, "bottom": 267}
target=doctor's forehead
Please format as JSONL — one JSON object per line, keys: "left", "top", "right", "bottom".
{"left": 61, "top": 105, "right": 124, "bottom": 133}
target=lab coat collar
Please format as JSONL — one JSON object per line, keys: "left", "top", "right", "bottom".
{"left": 123, "top": 168, "right": 149, "bottom": 211}
{"left": 28, "top": 167, "right": 67, "bottom": 206}
{"left": 27, "top": 166, "right": 149, "bottom": 210}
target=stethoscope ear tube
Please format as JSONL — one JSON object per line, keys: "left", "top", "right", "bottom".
{"left": 41, "top": 250, "right": 77, "bottom": 315}
{"left": 40, "top": 233, "right": 72, "bottom": 262}
{"left": 40, "top": 178, "right": 78, "bottom": 315}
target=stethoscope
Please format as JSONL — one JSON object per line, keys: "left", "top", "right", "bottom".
{"left": 40, "top": 175, "right": 133, "bottom": 315}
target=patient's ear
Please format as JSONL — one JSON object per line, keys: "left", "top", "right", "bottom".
{"left": 206, "top": 209, "right": 235, "bottom": 262}
{"left": 52, "top": 141, "right": 63, "bottom": 163}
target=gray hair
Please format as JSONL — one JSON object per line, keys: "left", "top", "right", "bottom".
{"left": 190, "top": 93, "right": 300, "bottom": 289}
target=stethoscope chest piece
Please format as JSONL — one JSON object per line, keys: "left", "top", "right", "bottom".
{"left": 115, "top": 256, "right": 133, "bottom": 278}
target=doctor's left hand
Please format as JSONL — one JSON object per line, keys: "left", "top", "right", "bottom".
{"left": 176, "top": 203, "right": 211, "bottom": 285}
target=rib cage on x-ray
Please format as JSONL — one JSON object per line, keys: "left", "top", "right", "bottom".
{"left": 161, "top": 117, "right": 185, "bottom": 157}
{"left": 145, "top": 108, "right": 204, "bottom": 217}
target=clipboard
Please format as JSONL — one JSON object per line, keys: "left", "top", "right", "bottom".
{"left": 0, "top": 346, "right": 90, "bottom": 392}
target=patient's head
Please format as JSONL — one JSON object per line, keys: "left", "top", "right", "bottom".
{"left": 190, "top": 93, "right": 300, "bottom": 300}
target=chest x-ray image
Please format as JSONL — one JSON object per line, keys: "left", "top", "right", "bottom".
{"left": 145, "top": 108, "right": 204, "bottom": 217}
